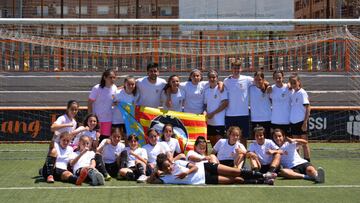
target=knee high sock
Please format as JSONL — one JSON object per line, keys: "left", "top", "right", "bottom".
{"left": 240, "top": 170, "right": 263, "bottom": 179}
{"left": 136, "top": 163, "right": 145, "bottom": 175}
{"left": 95, "top": 154, "right": 108, "bottom": 176}
{"left": 119, "top": 151, "right": 128, "bottom": 169}
{"left": 68, "top": 175, "right": 78, "bottom": 184}
{"left": 45, "top": 156, "right": 56, "bottom": 177}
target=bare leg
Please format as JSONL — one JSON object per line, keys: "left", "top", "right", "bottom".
{"left": 216, "top": 164, "right": 241, "bottom": 177}
{"left": 270, "top": 153, "right": 281, "bottom": 169}
{"left": 208, "top": 154, "right": 219, "bottom": 164}
{"left": 61, "top": 170, "right": 74, "bottom": 181}
{"left": 305, "top": 165, "right": 317, "bottom": 177}
{"left": 301, "top": 134, "right": 311, "bottom": 161}
{"left": 217, "top": 176, "right": 244, "bottom": 184}
{"left": 279, "top": 168, "right": 305, "bottom": 179}
{"left": 234, "top": 153, "right": 245, "bottom": 169}
{"left": 174, "top": 153, "right": 186, "bottom": 161}
{"left": 249, "top": 156, "right": 261, "bottom": 171}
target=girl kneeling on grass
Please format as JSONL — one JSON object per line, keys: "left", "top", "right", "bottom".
{"left": 147, "top": 153, "right": 277, "bottom": 185}
{"left": 40, "top": 132, "right": 79, "bottom": 184}
{"left": 272, "top": 128, "right": 325, "bottom": 183}
{"left": 70, "top": 136, "right": 105, "bottom": 186}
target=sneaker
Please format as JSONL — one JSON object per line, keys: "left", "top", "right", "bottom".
{"left": 88, "top": 168, "right": 98, "bottom": 186}
{"left": 76, "top": 168, "right": 88, "bottom": 186}
{"left": 104, "top": 174, "right": 112, "bottom": 181}
{"left": 136, "top": 175, "right": 148, "bottom": 183}
{"left": 264, "top": 172, "right": 277, "bottom": 179}
{"left": 46, "top": 175, "right": 54, "bottom": 183}
{"left": 315, "top": 167, "right": 325, "bottom": 183}
{"left": 264, "top": 178, "right": 275, "bottom": 185}
{"left": 95, "top": 170, "right": 105, "bottom": 186}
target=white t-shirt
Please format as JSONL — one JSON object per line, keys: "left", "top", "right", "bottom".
{"left": 162, "top": 138, "right": 181, "bottom": 155}
{"left": 160, "top": 160, "right": 206, "bottom": 185}
{"left": 124, "top": 147, "right": 148, "bottom": 167}
{"left": 53, "top": 114, "right": 77, "bottom": 142}
{"left": 223, "top": 75, "right": 254, "bottom": 116}
{"left": 112, "top": 89, "right": 136, "bottom": 124}
{"left": 98, "top": 139, "right": 125, "bottom": 164}
{"left": 70, "top": 150, "right": 95, "bottom": 173}
{"left": 160, "top": 88, "right": 185, "bottom": 112}
{"left": 54, "top": 142, "right": 73, "bottom": 170}
{"left": 136, "top": 76, "right": 166, "bottom": 108}
{"left": 204, "top": 85, "right": 228, "bottom": 126}
{"left": 180, "top": 81, "right": 208, "bottom": 114}
{"left": 270, "top": 84, "right": 291, "bottom": 125}
{"left": 249, "top": 85, "right": 272, "bottom": 122}
{"left": 186, "top": 150, "right": 207, "bottom": 164}
{"left": 89, "top": 84, "right": 117, "bottom": 122}
{"left": 248, "top": 139, "right": 279, "bottom": 165}
{"left": 72, "top": 130, "right": 97, "bottom": 146}
{"left": 213, "top": 139, "right": 247, "bottom": 161}
{"left": 143, "top": 142, "right": 171, "bottom": 164}
{"left": 290, "top": 88, "right": 310, "bottom": 124}
{"left": 279, "top": 141, "right": 308, "bottom": 169}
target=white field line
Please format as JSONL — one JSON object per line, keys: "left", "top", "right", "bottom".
{"left": 0, "top": 185, "right": 359, "bottom": 190}
{"left": 1, "top": 74, "right": 359, "bottom": 78}
{"left": 1, "top": 90, "right": 359, "bottom": 94}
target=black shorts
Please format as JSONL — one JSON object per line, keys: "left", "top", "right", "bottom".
{"left": 207, "top": 125, "right": 226, "bottom": 138}
{"left": 271, "top": 123, "right": 291, "bottom": 137}
{"left": 219, "top": 160, "right": 234, "bottom": 167}
{"left": 112, "top": 124, "right": 126, "bottom": 135}
{"left": 204, "top": 162, "right": 219, "bottom": 184}
{"left": 105, "top": 162, "right": 119, "bottom": 177}
{"left": 251, "top": 121, "right": 272, "bottom": 139}
{"left": 225, "top": 116, "right": 250, "bottom": 139}
{"left": 291, "top": 162, "right": 313, "bottom": 175}
{"left": 290, "top": 121, "right": 308, "bottom": 136}
{"left": 42, "top": 166, "right": 67, "bottom": 181}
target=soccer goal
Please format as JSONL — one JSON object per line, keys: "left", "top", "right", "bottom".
{"left": 0, "top": 18, "right": 360, "bottom": 142}
{"left": 0, "top": 18, "right": 359, "bottom": 73}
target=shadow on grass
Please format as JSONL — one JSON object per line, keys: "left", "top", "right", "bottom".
{"left": 32, "top": 175, "right": 45, "bottom": 184}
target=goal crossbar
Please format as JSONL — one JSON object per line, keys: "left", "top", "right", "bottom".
{"left": 0, "top": 18, "right": 359, "bottom": 26}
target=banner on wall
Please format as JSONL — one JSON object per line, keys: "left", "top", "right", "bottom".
{"left": 0, "top": 108, "right": 359, "bottom": 142}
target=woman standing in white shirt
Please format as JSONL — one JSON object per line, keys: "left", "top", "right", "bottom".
{"left": 88, "top": 69, "right": 117, "bottom": 142}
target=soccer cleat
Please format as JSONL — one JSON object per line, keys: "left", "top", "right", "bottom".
{"left": 46, "top": 175, "right": 54, "bottom": 183}
{"left": 264, "top": 178, "right": 275, "bottom": 185}
{"left": 136, "top": 175, "right": 148, "bottom": 183}
{"left": 264, "top": 172, "right": 277, "bottom": 180}
{"left": 76, "top": 168, "right": 88, "bottom": 186}
{"left": 315, "top": 167, "right": 325, "bottom": 183}
{"left": 104, "top": 174, "right": 112, "bottom": 181}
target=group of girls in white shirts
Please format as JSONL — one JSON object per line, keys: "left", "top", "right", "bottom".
{"left": 39, "top": 62, "right": 324, "bottom": 185}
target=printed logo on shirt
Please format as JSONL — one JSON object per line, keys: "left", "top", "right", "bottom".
{"left": 282, "top": 93, "right": 286, "bottom": 97}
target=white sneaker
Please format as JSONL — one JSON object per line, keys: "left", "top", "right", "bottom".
{"left": 264, "top": 172, "right": 277, "bottom": 179}
{"left": 315, "top": 167, "right": 325, "bottom": 183}
{"left": 136, "top": 175, "right": 148, "bottom": 183}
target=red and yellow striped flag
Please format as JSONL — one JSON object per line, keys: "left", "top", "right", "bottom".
{"left": 135, "top": 106, "right": 207, "bottom": 153}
